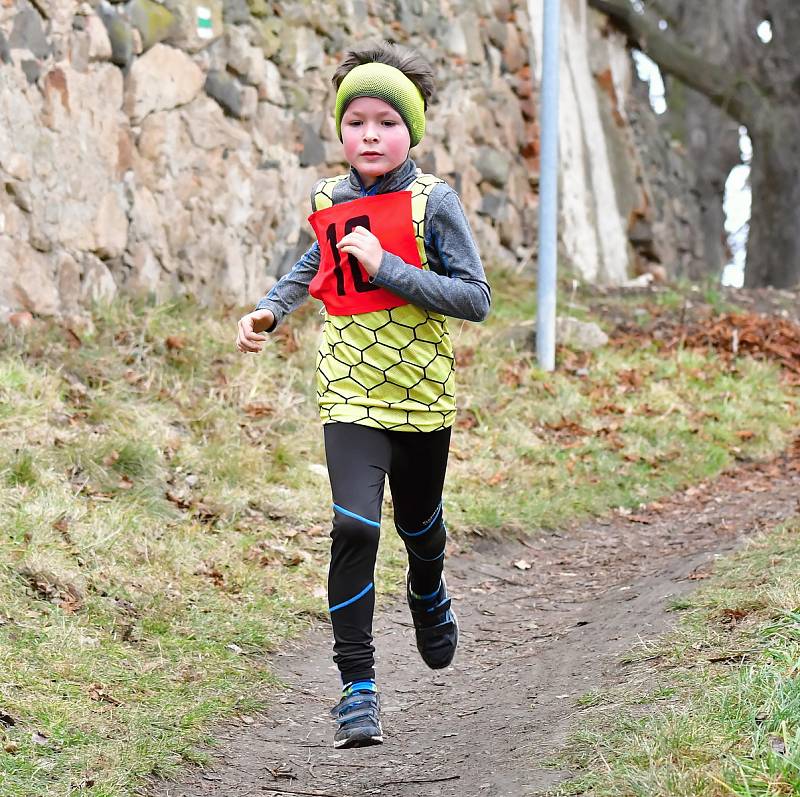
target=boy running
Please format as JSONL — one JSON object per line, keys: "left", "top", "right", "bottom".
{"left": 236, "top": 41, "right": 491, "bottom": 748}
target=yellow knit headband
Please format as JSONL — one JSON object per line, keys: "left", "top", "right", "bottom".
{"left": 335, "top": 62, "right": 426, "bottom": 147}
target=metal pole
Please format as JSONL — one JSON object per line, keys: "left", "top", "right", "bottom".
{"left": 536, "top": 0, "right": 560, "bottom": 371}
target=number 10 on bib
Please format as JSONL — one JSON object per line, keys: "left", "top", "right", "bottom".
{"left": 307, "top": 191, "right": 422, "bottom": 316}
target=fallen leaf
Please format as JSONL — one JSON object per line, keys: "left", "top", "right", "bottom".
{"left": 165, "top": 490, "right": 192, "bottom": 510}
{"left": 165, "top": 335, "right": 186, "bottom": 351}
{"left": 63, "top": 326, "right": 83, "bottom": 349}
{"left": 52, "top": 515, "right": 70, "bottom": 535}
{"left": 513, "top": 559, "right": 532, "bottom": 570}
{"left": 487, "top": 471, "right": 507, "bottom": 486}
{"left": 282, "top": 551, "right": 309, "bottom": 567}
{"left": 242, "top": 402, "right": 275, "bottom": 418}
{"left": 194, "top": 499, "right": 223, "bottom": 523}
{"left": 456, "top": 409, "right": 479, "bottom": 430}
{"left": 456, "top": 347, "right": 475, "bottom": 367}
{"left": 88, "top": 684, "right": 121, "bottom": 706}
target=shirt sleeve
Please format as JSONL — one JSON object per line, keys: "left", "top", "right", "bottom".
{"left": 370, "top": 188, "right": 491, "bottom": 322}
{"left": 254, "top": 241, "right": 320, "bottom": 330}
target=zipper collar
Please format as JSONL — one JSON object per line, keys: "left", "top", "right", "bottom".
{"left": 348, "top": 158, "right": 418, "bottom": 197}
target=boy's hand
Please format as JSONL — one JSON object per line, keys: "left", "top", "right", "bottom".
{"left": 337, "top": 226, "right": 383, "bottom": 277}
{"left": 236, "top": 308, "right": 274, "bottom": 354}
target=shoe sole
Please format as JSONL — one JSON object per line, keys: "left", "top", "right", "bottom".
{"left": 333, "top": 733, "right": 384, "bottom": 749}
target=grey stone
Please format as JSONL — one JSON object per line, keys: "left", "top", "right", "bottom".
{"left": 57, "top": 251, "right": 82, "bottom": 311}
{"left": 260, "top": 58, "right": 284, "bottom": 104}
{"left": 125, "top": 43, "right": 205, "bottom": 122}
{"left": 442, "top": 21, "right": 467, "bottom": 57}
{"left": 127, "top": 0, "right": 176, "bottom": 51}
{"left": 226, "top": 25, "right": 265, "bottom": 85}
{"left": 9, "top": 1, "right": 51, "bottom": 59}
{"left": 81, "top": 255, "right": 118, "bottom": 304}
{"left": 85, "top": 13, "right": 113, "bottom": 61}
{"left": 554, "top": 317, "right": 609, "bottom": 351}
{"left": 283, "top": 82, "right": 308, "bottom": 112}
{"left": 21, "top": 59, "right": 41, "bottom": 84}
{"left": 0, "top": 32, "right": 12, "bottom": 64}
{"left": 204, "top": 69, "right": 255, "bottom": 119}
{"left": 299, "top": 122, "right": 325, "bottom": 167}
{"left": 161, "top": 0, "right": 223, "bottom": 52}
{"left": 479, "top": 190, "right": 507, "bottom": 220}
{"left": 222, "top": 0, "right": 250, "bottom": 25}
{"left": 255, "top": 15, "right": 282, "bottom": 58}
{"left": 98, "top": 6, "right": 135, "bottom": 66}
{"left": 476, "top": 146, "right": 511, "bottom": 188}
{"left": 462, "top": 11, "right": 486, "bottom": 65}
{"left": 487, "top": 18, "right": 507, "bottom": 49}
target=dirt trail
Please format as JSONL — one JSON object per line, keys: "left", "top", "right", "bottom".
{"left": 152, "top": 451, "right": 800, "bottom": 797}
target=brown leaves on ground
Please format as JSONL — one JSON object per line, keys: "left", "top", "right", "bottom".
{"left": 245, "top": 539, "right": 312, "bottom": 569}
{"left": 18, "top": 567, "right": 83, "bottom": 612}
{"left": 679, "top": 313, "right": 800, "bottom": 379}
{"left": 614, "top": 311, "right": 800, "bottom": 383}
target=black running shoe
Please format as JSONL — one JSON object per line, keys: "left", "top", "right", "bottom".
{"left": 406, "top": 570, "right": 459, "bottom": 669}
{"left": 330, "top": 690, "right": 383, "bottom": 749}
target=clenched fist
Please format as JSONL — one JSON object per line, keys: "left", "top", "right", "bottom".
{"left": 337, "top": 225, "right": 384, "bottom": 277}
{"left": 236, "top": 308, "right": 275, "bottom": 354}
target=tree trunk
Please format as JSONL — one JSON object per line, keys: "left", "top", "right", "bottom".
{"left": 588, "top": 0, "right": 800, "bottom": 287}
{"left": 746, "top": 110, "right": 800, "bottom": 288}
{"left": 656, "top": 0, "right": 743, "bottom": 281}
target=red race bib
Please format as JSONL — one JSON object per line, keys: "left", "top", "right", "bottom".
{"left": 307, "top": 191, "right": 422, "bottom": 316}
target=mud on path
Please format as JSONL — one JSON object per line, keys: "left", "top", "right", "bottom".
{"left": 152, "top": 449, "right": 800, "bottom": 797}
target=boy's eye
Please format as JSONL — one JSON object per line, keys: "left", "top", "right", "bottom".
{"left": 382, "top": 120, "right": 397, "bottom": 126}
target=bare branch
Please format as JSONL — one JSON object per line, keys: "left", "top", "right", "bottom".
{"left": 588, "top": 0, "right": 769, "bottom": 126}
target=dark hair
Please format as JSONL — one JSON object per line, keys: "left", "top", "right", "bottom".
{"left": 332, "top": 41, "right": 436, "bottom": 108}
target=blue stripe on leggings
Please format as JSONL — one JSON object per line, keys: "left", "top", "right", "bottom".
{"left": 329, "top": 582, "right": 374, "bottom": 613}
{"left": 396, "top": 501, "right": 442, "bottom": 537}
{"left": 408, "top": 547, "right": 445, "bottom": 563}
{"left": 333, "top": 503, "right": 381, "bottom": 528}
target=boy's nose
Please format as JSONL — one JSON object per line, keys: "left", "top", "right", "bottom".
{"left": 362, "top": 124, "right": 380, "bottom": 141}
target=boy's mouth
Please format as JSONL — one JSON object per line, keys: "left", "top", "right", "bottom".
{"left": 361, "top": 151, "right": 383, "bottom": 157}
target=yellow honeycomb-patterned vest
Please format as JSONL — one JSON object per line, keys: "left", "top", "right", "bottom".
{"left": 312, "top": 173, "right": 456, "bottom": 432}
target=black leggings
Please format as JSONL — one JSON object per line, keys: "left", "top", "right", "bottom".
{"left": 323, "top": 422, "right": 451, "bottom": 685}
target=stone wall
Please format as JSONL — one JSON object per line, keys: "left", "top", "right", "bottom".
{"left": 0, "top": 0, "right": 705, "bottom": 319}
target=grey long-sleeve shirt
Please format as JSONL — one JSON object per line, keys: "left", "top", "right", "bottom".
{"left": 255, "top": 158, "right": 491, "bottom": 326}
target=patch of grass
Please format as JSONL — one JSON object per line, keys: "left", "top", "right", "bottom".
{"left": 3, "top": 450, "right": 38, "bottom": 487}
{"left": 0, "top": 267, "right": 796, "bottom": 796}
{"left": 554, "top": 518, "right": 800, "bottom": 796}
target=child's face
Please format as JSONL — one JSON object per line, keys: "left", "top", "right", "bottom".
{"left": 341, "top": 97, "right": 411, "bottom": 186}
